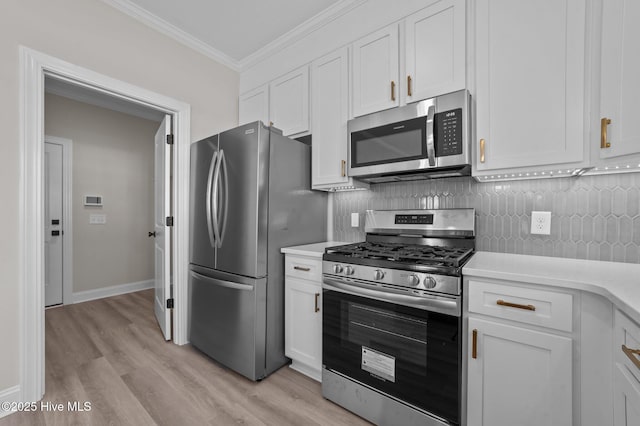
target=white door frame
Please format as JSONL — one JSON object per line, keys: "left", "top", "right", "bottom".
{"left": 19, "top": 46, "right": 191, "bottom": 403}
{"left": 44, "top": 136, "right": 73, "bottom": 306}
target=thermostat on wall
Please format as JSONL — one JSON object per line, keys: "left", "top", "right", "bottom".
{"left": 84, "top": 195, "right": 103, "bottom": 206}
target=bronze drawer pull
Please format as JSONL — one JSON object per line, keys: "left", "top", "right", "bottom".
{"left": 472, "top": 329, "right": 478, "bottom": 359}
{"left": 622, "top": 345, "right": 640, "bottom": 370}
{"left": 315, "top": 293, "right": 320, "bottom": 313}
{"left": 496, "top": 299, "right": 536, "bottom": 311}
{"left": 294, "top": 266, "right": 311, "bottom": 272}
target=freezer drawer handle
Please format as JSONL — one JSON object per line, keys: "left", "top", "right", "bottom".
{"left": 622, "top": 345, "right": 640, "bottom": 370}
{"left": 294, "top": 266, "right": 311, "bottom": 272}
{"left": 190, "top": 271, "right": 254, "bottom": 292}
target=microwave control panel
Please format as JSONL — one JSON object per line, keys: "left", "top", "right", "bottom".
{"left": 435, "top": 108, "right": 463, "bottom": 157}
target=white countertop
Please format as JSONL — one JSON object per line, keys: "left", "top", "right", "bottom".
{"left": 463, "top": 251, "right": 640, "bottom": 324}
{"left": 280, "top": 241, "right": 348, "bottom": 258}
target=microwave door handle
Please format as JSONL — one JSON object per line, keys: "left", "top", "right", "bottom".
{"left": 205, "top": 150, "right": 219, "bottom": 248}
{"left": 426, "top": 104, "right": 436, "bottom": 166}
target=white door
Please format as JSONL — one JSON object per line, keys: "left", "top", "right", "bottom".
{"left": 269, "top": 65, "right": 310, "bottom": 136}
{"left": 598, "top": 0, "right": 640, "bottom": 160}
{"left": 474, "top": 0, "right": 586, "bottom": 172}
{"left": 404, "top": 0, "right": 465, "bottom": 103}
{"left": 44, "top": 142, "right": 63, "bottom": 307}
{"left": 311, "top": 47, "right": 349, "bottom": 188}
{"left": 154, "top": 115, "right": 172, "bottom": 340}
{"left": 351, "top": 24, "right": 399, "bottom": 117}
{"left": 467, "top": 317, "right": 572, "bottom": 426}
{"left": 239, "top": 84, "right": 269, "bottom": 126}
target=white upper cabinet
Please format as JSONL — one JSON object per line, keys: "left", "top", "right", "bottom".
{"left": 474, "top": 0, "right": 588, "bottom": 174}
{"left": 311, "top": 47, "right": 350, "bottom": 189}
{"left": 352, "top": 1, "right": 466, "bottom": 118}
{"left": 405, "top": 0, "right": 465, "bottom": 104}
{"left": 595, "top": 0, "right": 640, "bottom": 165}
{"left": 238, "top": 84, "right": 269, "bottom": 126}
{"left": 351, "top": 24, "right": 400, "bottom": 117}
{"left": 269, "top": 65, "right": 310, "bottom": 136}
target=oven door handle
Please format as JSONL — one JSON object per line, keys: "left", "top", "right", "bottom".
{"left": 322, "top": 278, "right": 460, "bottom": 316}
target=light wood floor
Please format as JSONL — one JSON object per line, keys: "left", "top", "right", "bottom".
{"left": 0, "top": 289, "right": 370, "bottom": 426}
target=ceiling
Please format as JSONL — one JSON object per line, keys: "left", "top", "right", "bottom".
{"left": 102, "top": 0, "right": 359, "bottom": 71}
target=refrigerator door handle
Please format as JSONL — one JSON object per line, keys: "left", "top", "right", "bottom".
{"left": 190, "top": 271, "right": 254, "bottom": 292}
{"left": 218, "top": 149, "right": 229, "bottom": 246}
{"left": 205, "top": 150, "right": 219, "bottom": 248}
{"left": 211, "top": 149, "right": 223, "bottom": 247}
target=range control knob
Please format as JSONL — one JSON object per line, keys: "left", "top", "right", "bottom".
{"left": 332, "top": 264, "right": 344, "bottom": 274}
{"left": 406, "top": 274, "right": 420, "bottom": 286}
{"left": 423, "top": 276, "right": 437, "bottom": 289}
{"left": 344, "top": 266, "right": 355, "bottom": 276}
{"left": 373, "top": 269, "right": 385, "bottom": 280}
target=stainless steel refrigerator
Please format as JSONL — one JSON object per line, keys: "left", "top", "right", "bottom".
{"left": 189, "top": 121, "right": 327, "bottom": 381}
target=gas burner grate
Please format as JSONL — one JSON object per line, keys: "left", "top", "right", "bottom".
{"left": 326, "top": 242, "right": 473, "bottom": 268}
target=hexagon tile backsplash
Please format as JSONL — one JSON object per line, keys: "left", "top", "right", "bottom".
{"left": 332, "top": 172, "right": 640, "bottom": 264}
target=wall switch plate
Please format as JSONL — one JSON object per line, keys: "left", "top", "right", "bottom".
{"left": 531, "top": 211, "right": 551, "bottom": 235}
{"left": 89, "top": 214, "right": 106, "bottom": 224}
{"left": 351, "top": 212, "right": 359, "bottom": 228}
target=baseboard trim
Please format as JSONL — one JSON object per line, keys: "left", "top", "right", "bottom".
{"left": 72, "top": 279, "right": 154, "bottom": 304}
{"left": 0, "top": 385, "right": 21, "bottom": 419}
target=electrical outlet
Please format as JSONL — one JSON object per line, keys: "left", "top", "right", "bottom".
{"left": 351, "top": 212, "right": 359, "bottom": 228}
{"left": 530, "top": 211, "right": 551, "bottom": 235}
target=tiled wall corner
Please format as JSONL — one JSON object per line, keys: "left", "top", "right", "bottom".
{"left": 332, "top": 173, "right": 640, "bottom": 264}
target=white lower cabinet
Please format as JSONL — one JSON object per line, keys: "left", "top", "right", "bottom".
{"left": 466, "top": 279, "right": 573, "bottom": 426}
{"left": 467, "top": 318, "right": 572, "bottom": 426}
{"left": 614, "top": 309, "right": 640, "bottom": 425}
{"left": 284, "top": 255, "right": 322, "bottom": 381}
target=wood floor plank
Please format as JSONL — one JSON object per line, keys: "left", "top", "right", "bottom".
{"left": 76, "top": 356, "right": 156, "bottom": 426}
{"left": 0, "top": 289, "right": 369, "bottom": 426}
{"left": 121, "top": 366, "right": 206, "bottom": 426}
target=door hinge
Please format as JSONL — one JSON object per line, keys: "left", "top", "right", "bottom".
{"left": 166, "top": 134, "right": 174, "bottom": 145}
{"left": 166, "top": 298, "right": 174, "bottom": 309}
{"left": 166, "top": 216, "right": 174, "bottom": 226}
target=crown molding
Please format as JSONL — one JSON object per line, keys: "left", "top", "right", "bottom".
{"left": 238, "top": 0, "right": 367, "bottom": 70}
{"left": 101, "top": 0, "right": 367, "bottom": 73}
{"left": 100, "top": 0, "right": 241, "bottom": 71}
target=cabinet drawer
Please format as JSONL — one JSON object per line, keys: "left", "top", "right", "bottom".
{"left": 285, "top": 255, "right": 322, "bottom": 282}
{"left": 615, "top": 309, "right": 640, "bottom": 384}
{"left": 468, "top": 280, "right": 573, "bottom": 332}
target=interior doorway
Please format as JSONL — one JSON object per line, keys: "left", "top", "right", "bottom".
{"left": 20, "top": 47, "right": 191, "bottom": 403}
{"left": 44, "top": 136, "right": 72, "bottom": 307}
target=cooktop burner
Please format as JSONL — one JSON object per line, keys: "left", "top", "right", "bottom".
{"left": 325, "top": 241, "right": 474, "bottom": 269}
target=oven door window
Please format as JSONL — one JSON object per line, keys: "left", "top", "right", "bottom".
{"left": 323, "top": 289, "right": 460, "bottom": 424}
{"left": 350, "top": 116, "right": 427, "bottom": 167}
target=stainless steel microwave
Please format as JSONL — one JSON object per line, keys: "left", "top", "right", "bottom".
{"left": 348, "top": 89, "right": 470, "bottom": 183}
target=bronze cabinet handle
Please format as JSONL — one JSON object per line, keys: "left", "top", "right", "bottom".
{"left": 293, "top": 266, "right": 311, "bottom": 272}
{"left": 622, "top": 345, "right": 640, "bottom": 370}
{"left": 472, "top": 329, "right": 478, "bottom": 359}
{"left": 407, "top": 75, "right": 413, "bottom": 97}
{"left": 480, "top": 139, "right": 486, "bottom": 163}
{"left": 391, "top": 81, "right": 396, "bottom": 101}
{"left": 601, "top": 117, "right": 612, "bottom": 148}
{"left": 314, "top": 293, "right": 320, "bottom": 313}
{"left": 496, "top": 299, "right": 536, "bottom": 311}
{"left": 341, "top": 160, "right": 346, "bottom": 177}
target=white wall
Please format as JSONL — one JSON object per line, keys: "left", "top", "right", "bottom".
{"left": 239, "top": 0, "right": 438, "bottom": 92}
{"left": 45, "top": 93, "right": 157, "bottom": 293}
{"left": 0, "top": 0, "right": 238, "bottom": 392}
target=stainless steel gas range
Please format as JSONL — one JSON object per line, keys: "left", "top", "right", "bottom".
{"left": 321, "top": 209, "right": 475, "bottom": 426}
